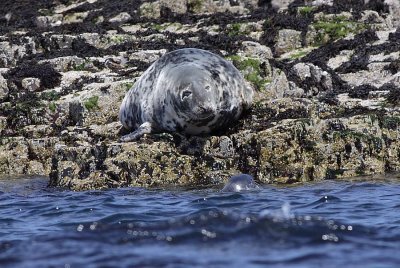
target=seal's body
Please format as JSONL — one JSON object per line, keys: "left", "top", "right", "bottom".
{"left": 119, "top": 48, "right": 253, "bottom": 142}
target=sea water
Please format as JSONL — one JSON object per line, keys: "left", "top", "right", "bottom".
{"left": 0, "top": 175, "right": 399, "bottom": 267}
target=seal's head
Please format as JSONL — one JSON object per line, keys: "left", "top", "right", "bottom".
{"left": 222, "top": 174, "right": 258, "bottom": 192}
{"left": 178, "top": 71, "right": 218, "bottom": 119}
{"left": 165, "top": 65, "right": 222, "bottom": 125}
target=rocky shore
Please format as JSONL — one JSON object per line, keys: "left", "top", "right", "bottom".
{"left": 1, "top": 0, "right": 400, "bottom": 190}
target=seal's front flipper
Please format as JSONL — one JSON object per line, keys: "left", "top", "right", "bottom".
{"left": 120, "top": 122, "right": 153, "bottom": 142}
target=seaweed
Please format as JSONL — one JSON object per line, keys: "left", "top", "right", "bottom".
{"left": 5, "top": 61, "right": 61, "bottom": 90}
{"left": 348, "top": 84, "right": 377, "bottom": 99}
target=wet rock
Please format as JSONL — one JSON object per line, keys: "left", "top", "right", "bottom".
{"left": 0, "top": 138, "right": 30, "bottom": 175}
{"left": 27, "top": 160, "right": 45, "bottom": 175}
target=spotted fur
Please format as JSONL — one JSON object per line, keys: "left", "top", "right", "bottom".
{"left": 119, "top": 48, "right": 253, "bottom": 142}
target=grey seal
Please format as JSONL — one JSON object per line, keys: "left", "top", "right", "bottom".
{"left": 119, "top": 48, "right": 253, "bottom": 142}
{"left": 222, "top": 174, "right": 258, "bottom": 192}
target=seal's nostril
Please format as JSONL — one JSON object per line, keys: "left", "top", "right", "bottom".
{"left": 199, "top": 106, "right": 212, "bottom": 114}
{"left": 181, "top": 90, "right": 192, "bottom": 99}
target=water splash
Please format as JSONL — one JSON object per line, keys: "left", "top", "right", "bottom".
{"left": 259, "top": 202, "right": 294, "bottom": 220}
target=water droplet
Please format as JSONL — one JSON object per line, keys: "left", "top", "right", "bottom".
{"left": 322, "top": 233, "right": 339, "bottom": 242}
{"left": 156, "top": 235, "right": 163, "bottom": 240}
{"left": 201, "top": 229, "right": 216, "bottom": 238}
{"left": 89, "top": 222, "right": 97, "bottom": 230}
{"left": 77, "top": 224, "right": 84, "bottom": 232}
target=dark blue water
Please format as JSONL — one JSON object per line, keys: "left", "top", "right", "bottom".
{"left": 0, "top": 175, "right": 399, "bottom": 267}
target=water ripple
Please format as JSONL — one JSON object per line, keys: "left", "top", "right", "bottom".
{"left": 0, "top": 176, "right": 399, "bottom": 267}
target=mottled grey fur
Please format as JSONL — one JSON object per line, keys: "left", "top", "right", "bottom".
{"left": 119, "top": 48, "right": 253, "bottom": 142}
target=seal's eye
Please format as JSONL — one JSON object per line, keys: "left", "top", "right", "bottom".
{"left": 205, "top": 85, "right": 211, "bottom": 91}
{"left": 181, "top": 90, "right": 192, "bottom": 100}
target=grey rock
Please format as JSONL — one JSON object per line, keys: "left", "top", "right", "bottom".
{"left": 160, "top": 0, "right": 188, "bottom": 14}
{"left": 271, "top": 0, "right": 295, "bottom": 10}
{"left": 188, "top": 0, "right": 250, "bottom": 14}
{"left": 265, "top": 68, "right": 290, "bottom": 98}
{"left": 275, "top": 29, "right": 302, "bottom": 55}
{"left": 21, "top": 78, "right": 41, "bottom": 92}
{"left": 285, "top": 81, "right": 305, "bottom": 98}
{"left": 308, "top": 0, "right": 333, "bottom": 6}
{"left": 0, "top": 116, "right": 6, "bottom": 133}
{"left": 35, "top": 14, "right": 63, "bottom": 28}
{"left": 240, "top": 41, "right": 273, "bottom": 61}
{"left": 340, "top": 62, "right": 398, "bottom": 88}
{"left": 386, "top": 0, "right": 400, "bottom": 27}
{"left": 0, "top": 38, "right": 36, "bottom": 67}
{"left": 63, "top": 11, "right": 89, "bottom": 24}
{"left": 0, "top": 74, "right": 8, "bottom": 100}
{"left": 327, "top": 50, "right": 354, "bottom": 70}
{"left": 139, "top": 2, "right": 161, "bottom": 18}
{"left": 293, "top": 62, "right": 333, "bottom": 94}
{"left": 109, "top": 12, "right": 131, "bottom": 23}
